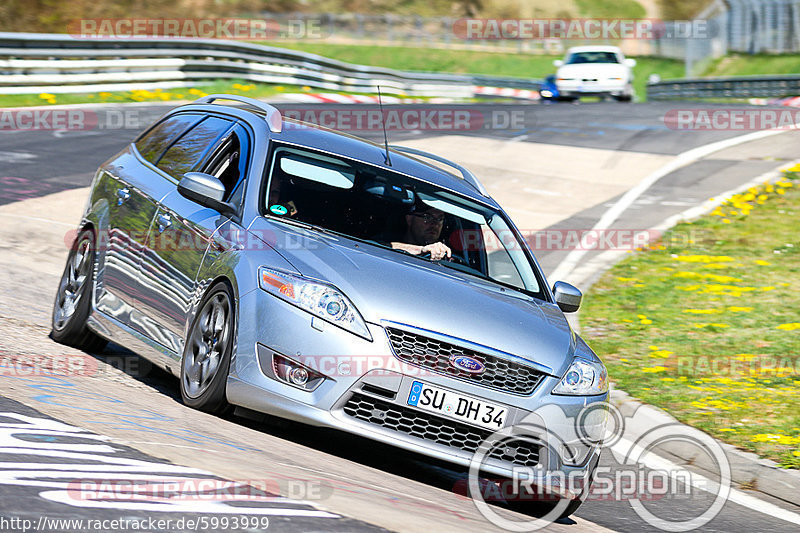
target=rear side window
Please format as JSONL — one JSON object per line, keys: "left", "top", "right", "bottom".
{"left": 134, "top": 114, "right": 202, "bottom": 164}
{"left": 201, "top": 123, "right": 251, "bottom": 205}
{"left": 157, "top": 117, "right": 234, "bottom": 179}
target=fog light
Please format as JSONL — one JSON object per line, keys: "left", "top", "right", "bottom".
{"left": 272, "top": 353, "right": 326, "bottom": 391}
{"left": 288, "top": 366, "right": 309, "bottom": 386}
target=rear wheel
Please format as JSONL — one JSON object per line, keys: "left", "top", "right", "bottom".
{"left": 51, "top": 229, "right": 107, "bottom": 352}
{"left": 180, "top": 282, "right": 234, "bottom": 414}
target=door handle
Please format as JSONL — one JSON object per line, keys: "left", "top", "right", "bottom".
{"left": 157, "top": 213, "right": 172, "bottom": 233}
{"left": 116, "top": 187, "right": 130, "bottom": 205}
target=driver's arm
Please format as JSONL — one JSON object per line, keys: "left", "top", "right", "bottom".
{"left": 390, "top": 241, "right": 452, "bottom": 261}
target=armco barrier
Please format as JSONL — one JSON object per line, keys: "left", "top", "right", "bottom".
{"left": 0, "top": 32, "right": 541, "bottom": 99}
{"left": 648, "top": 75, "right": 800, "bottom": 100}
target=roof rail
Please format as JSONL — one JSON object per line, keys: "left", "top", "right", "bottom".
{"left": 389, "top": 145, "right": 488, "bottom": 197}
{"left": 193, "top": 94, "right": 283, "bottom": 133}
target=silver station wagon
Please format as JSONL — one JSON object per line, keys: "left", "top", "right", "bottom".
{"left": 52, "top": 95, "right": 608, "bottom": 515}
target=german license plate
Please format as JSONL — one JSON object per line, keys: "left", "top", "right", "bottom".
{"left": 407, "top": 381, "right": 507, "bottom": 430}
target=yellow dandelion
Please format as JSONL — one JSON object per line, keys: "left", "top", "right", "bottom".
{"left": 776, "top": 323, "right": 800, "bottom": 331}
{"left": 650, "top": 350, "right": 673, "bottom": 358}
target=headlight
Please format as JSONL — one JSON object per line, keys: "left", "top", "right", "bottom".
{"left": 258, "top": 267, "right": 371, "bottom": 340}
{"left": 552, "top": 358, "right": 608, "bottom": 395}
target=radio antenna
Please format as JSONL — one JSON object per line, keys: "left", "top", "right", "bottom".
{"left": 377, "top": 86, "right": 392, "bottom": 166}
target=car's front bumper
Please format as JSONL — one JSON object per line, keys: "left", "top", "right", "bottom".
{"left": 556, "top": 80, "right": 629, "bottom": 97}
{"left": 229, "top": 290, "right": 607, "bottom": 492}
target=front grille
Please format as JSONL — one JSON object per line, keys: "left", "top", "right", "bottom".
{"left": 386, "top": 328, "right": 545, "bottom": 395}
{"left": 343, "top": 393, "right": 540, "bottom": 467}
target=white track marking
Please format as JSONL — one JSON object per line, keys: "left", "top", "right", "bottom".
{"left": 550, "top": 129, "right": 789, "bottom": 282}
{"left": 611, "top": 437, "right": 800, "bottom": 526}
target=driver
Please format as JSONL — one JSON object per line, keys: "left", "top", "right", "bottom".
{"left": 389, "top": 205, "right": 452, "bottom": 261}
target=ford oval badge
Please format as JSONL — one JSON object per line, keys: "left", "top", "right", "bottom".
{"left": 449, "top": 355, "right": 485, "bottom": 374}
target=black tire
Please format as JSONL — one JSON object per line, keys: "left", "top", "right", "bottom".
{"left": 51, "top": 228, "right": 107, "bottom": 353}
{"left": 180, "top": 282, "right": 234, "bottom": 414}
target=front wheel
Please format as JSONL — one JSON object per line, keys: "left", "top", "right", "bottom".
{"left": 180, "top": 282, "right": 234, "bottom": 414}
{"left": 51, "top": 228, "right": 107, "bottom": 352}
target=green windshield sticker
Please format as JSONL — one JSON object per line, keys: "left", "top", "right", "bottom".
{"left": 270, "top": 204, "right": 288, "bottom": 216}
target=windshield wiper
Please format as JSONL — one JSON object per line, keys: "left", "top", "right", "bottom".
{"left": 269, "top": 216, "right": 338, "bottom": 237}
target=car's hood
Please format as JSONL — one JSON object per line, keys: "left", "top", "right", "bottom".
{"left": 257, "top": 221, "right": 575, "bottom": 376}
{"left": 557, "top": 63, "right": 629, "bottom": 79}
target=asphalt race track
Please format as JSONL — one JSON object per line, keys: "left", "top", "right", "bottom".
{"left": 1, "top": 100, "right": 799, "bottom": 532}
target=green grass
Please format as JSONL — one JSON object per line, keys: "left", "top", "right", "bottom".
{"left": 575, "top": 0, "right": 646, "bottom": 19}
{"left": 702, "top": 53, "right": 800, "bottom": 77}
{"left": 259, "top": 41, "right": 684, "bottom": 101}
{"left": 581, "top": 168, "right": 800, "bottom": 468}
{"left": 0, "top": 80, "right": 309, "bottom": 108}
{"left": 258, "top": 41, "right": 563, "bottom": 78}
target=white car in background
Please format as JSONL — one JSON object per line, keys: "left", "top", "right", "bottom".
{"left": 553, "top": 45, "right": 636, "bottom": 102}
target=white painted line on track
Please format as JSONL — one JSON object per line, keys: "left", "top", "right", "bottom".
{"left": 611, "top": 437, "right": 800, "bottom": 526}
{"left": 0, "top": 211, "right": 78, "bottom": 227}
{"left": 549, "top": 128, "right": 791, "bottom": 283}
{"left": 566, "top": 158, "right": 800, "bottom": 291}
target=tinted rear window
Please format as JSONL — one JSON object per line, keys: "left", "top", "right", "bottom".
{"left": 134, "top": 114, "right": 202, "bottom": 164}
{"left": 157, "top": 117, "right": 234, "bottom": 179}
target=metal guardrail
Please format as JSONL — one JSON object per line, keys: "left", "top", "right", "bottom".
{"left": 0, "top": 32, "right": 542, "bottom": 98}
{"left": 647, "top": 75, "right": 800, "bottom": 100}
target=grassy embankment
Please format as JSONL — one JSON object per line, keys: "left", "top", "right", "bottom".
{"left": 580, "top": 167, "right": 800, "bottom": 468}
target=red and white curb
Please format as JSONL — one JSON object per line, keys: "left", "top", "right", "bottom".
{"left": 748, "top": 96, "right": 800, "bottom": 107}
{"left": 284, "top": 88, "right": 540, "bottom": 104}
{"left": 474, "top": 86, "right": 540, "bottom": 100}
{"left": 282, "top": 93, "right": 423, "bottom": 104}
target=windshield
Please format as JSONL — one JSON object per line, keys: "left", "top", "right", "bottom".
{"left": 565, "top": 51, "right": 620, "bottom": 64}
{"left": 264, "top": 145, "right": 543, "bottom": 296}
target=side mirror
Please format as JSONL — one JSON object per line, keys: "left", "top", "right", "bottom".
{"left": 553, "top": 281, "right": 582, "bottom": 313}
{"left": 178, "top": 172, "right": 236, "bottom": 217}
{"left": 553, "top": 59, "right": 564, "bottom": 67}
{"left": 625, "top": 58, "right": 637, "bottom": 67}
